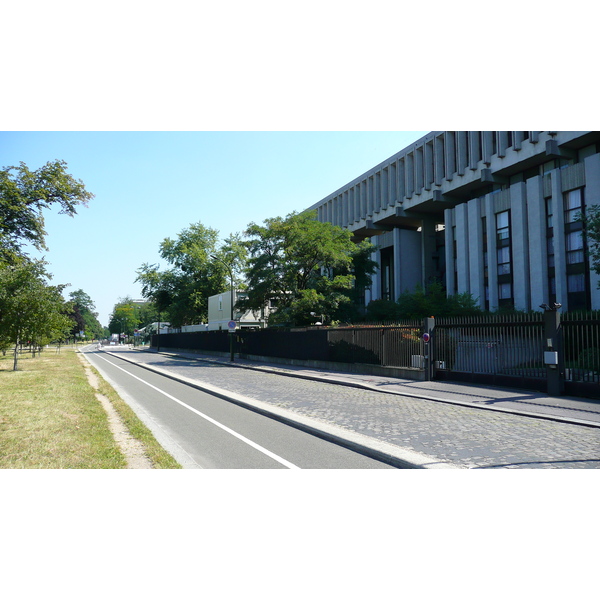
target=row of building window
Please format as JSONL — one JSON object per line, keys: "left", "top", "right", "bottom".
{"left": 452, "top": 187, "right": 590, "bottom": 311}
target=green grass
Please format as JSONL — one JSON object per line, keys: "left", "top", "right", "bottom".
{"left": 0, "top": 346, "right": 180, "bottom": 469}
{"left": 91, "top": 364, "right": 181, "bottom": 469}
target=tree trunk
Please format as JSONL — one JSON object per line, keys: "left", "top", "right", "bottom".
{"left": 13, "top": 339, "right": 19, "bottom": 371}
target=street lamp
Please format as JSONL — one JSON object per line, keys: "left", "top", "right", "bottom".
{"left": 211, "top": 254, "right": 235, "bottom": 362}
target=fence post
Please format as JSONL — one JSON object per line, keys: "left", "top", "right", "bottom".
{"left": 543, "top": 308, "right": 564, "bottom": 396}
{"left": 423, "top": 317, "right": 435, "bottom": 381}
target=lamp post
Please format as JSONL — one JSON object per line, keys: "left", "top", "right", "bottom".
{"left": 211, "top": 254, "right": 235, "bottom": 362}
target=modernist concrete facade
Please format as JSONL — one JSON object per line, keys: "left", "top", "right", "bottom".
{"left": 308, "top": 131, "right": 600, "bottom": 312}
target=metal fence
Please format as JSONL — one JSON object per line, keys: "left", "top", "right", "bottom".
{"left": 434, "top": 313, "right": 546, "bottom": 375}
{"left": 152, "top": 312, "right": 600, "bottom": 398}
{"left": 562, "top": 311, "right": 600, "bottom": 397}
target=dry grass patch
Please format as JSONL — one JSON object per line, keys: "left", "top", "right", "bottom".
{"left": 0, "top": 348, "right": 125, "bottom": 468}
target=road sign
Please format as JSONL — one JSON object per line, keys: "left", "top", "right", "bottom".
{"left": 228, "top": 320, "right": 237, "bottom": 331}
{"left": 422, "top": 332, "right": 430, "bottom": 343}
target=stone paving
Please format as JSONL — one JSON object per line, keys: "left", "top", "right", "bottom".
{"left": 114, "top": 348, "right": 600, "bottom": 469}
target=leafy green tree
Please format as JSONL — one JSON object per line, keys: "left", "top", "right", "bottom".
{"left": 0, "top": 160, "right": 94, "bottom": 263}
{"left": 0, "top": 260, "right": 72, "bottom": 369}
{"left": 241, "top": 211, "right": 374, "bottom": 326}
{"left": 68, "top": 289, "right": 104, "bottom": 340}
{"left": 582, "top": 204, "right": 600, "bottom": 284}
{"left": 136, "top": 222, "right": 238, "bottom": 327}
{"left": 108, "top": 298, "right": 141, "bottom": 337}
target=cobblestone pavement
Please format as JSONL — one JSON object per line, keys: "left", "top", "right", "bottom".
{"left": 113, "top": 349, "right": 600, "bottom": 469}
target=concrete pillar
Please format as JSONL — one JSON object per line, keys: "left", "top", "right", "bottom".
{"left": 444, "top": 208, "right": 455, "bottom": 295}
{"left": 551, "top": 169, "right": 568, "bottom": 310}
{"left": 454, "top": 203, "right": 470, "bottom": 293}
{"left": 526, "top": 175, "right": 549, "bottom": 310}
{"left": 484, "top": 194, "right": 499, "bottom": 310}
{"left": 584, "top": 153, "right": 600, "bottom": 309}
{"left": 467, "top": 198, "right": 485, "bottom": 308}
{"left": 444, "top": 131, "right": 456, "bottom": 180}
{"left": 511, "top": 182, "right": 531, "bottom": 311}
{"left": 421, "top": 217, "right": 438, "bottom": 288}
{"left": 371, "top": 247, "right": 381, "bottom": 302}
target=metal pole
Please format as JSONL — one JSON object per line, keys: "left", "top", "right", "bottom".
{"left": 229, "top": 269, "right": 234, "bottom": 362}
{"left": 156, "top": 313, "right": 160, "bottom": 353}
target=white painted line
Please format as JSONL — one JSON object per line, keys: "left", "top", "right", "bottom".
{"left": 94, "top": 353, "right": 301, "bottom": 469}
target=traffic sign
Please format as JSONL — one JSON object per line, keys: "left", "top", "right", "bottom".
{"left": 228, "top": 320, "right": 237, "bottom": 331}
{"left": 422, "top": 332, "right": 430, "bottom": 343}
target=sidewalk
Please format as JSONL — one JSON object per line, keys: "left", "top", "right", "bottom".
{"left": 139, "top": 347, "right": 600, "bottom": 428}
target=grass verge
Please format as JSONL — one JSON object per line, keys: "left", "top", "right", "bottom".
{"left": 89, "top": 362, "right": 181, "bottom": 469}
{"left": 0, "top": 346, "right": 180, "bottom": 469}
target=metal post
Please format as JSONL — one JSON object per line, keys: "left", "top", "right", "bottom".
{"left": 423, "top": 317, "right": 435, "bottom": 381}
{"left": 543, "top": 307, "right": 563, "bottom": 396}
{"left": 156, "top": 313, "right": 160, "bottom": 353}
{"left": 229, "top": 270, "right": 235, "bottom": 362}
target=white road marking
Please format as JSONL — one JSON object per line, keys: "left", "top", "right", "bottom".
{"left": 92, "top": 352, "right": 301, "bottom": 469}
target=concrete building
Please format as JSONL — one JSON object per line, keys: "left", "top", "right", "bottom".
{"left": 307, "top": 131, "right": 600, "bottom": 312}
{"left": 207, "top": 291, "right": 271, "bottom": 330}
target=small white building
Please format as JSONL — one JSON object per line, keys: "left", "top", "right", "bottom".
{"left": 207, "top": 291, "right": 271, "bottom": 331}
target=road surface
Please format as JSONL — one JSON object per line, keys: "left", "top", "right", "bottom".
{"left": 82, "top": 346, "right": 395, "bottom": 469}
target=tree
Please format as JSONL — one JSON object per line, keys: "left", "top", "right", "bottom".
{"left": 0, "top": 160, "right": 94, "bottom": 263}
{"left": 136, "top": 222, "right": 238, "bottom": 327}
{"left": 68, "top": 289, "right": 104, "bottom": 340}
{"left": 241, "top": 211, "right": 375, "bottom": 326}
{"left": 582, "top": 205, "right": 600, "bottom": 284}
{"left": 108, "top": 298, "right": 141, "bottom": 337}
{"left": 366, "top": 280, "right": 482, "bottom": 321}
{"left": 0, "top": 260, "right": 72, "bottom": 369}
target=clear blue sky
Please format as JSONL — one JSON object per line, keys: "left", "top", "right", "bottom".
{"left": 0, "top": 131, "right": 428, "bottom": 326}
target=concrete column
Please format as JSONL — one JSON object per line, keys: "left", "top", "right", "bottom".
{"left": 389, "top": 161, "right": 397, "bottom": 205}
{"left": 454, "top": 203, "right": 470, "bottom": 293}
{"left": 360, "top": 181, "right": 367, "bottom": 220}
{"left": 371, "top": 247, "right": 381, "bottom": 302}
{"left": 393, "top": 227, "right": 402, "bottom": 300}
{"left": 526, "top": 175, "right": 549, "bottom": 310}
{"left": 444, "top": 208, "right": 455, "bottom": 295}
{"left": 551, "top": 169, "right": 568, "bottom": 310}
{"left": 434, "top": 135, "right": 444, "bottom": 186}
{"left": 405, "top": 153, "right": 414, "bottom": 198}
{"left": 421, "top": 217, "right": 437, "bottom": 287}
{"left": 445, "top": 131, "right": 456, "bottom": 180}
{"left": 424, "top": 142, "right": 434, "bottom": 190}
{"left": 467, "top": 198, "right": 485, "bottom": 308}
{"left": 485, "top": 194, "right": 499, "bottom": 310}
{"left": 482, "top": 131, "right": 493, "bottom": 165}
{"left": 584, "top": 153, "right": 600, "bottom": 309}
{"left": 457, "top": 131, "right": 468, "bottom": 176}
{"left": 468, "top": 131, "right": 480, "bottom": 170}
{"left": 398, "top": 158, "right": 406, "bottom": 201}
{"left": 511, "top": 182, "right": 531, "bottom": 311}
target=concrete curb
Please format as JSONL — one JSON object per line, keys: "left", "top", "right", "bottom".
{"left": 142, "top": 349, "right": 600, "bottom": 430}
{"left": 107, "top": 350, "right": 458, "bottom": 469}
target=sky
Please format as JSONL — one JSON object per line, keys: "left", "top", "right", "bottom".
{"left": 0, "top": 131, "right": 429, "bottom": 325}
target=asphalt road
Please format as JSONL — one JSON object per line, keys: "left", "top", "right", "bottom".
{"left": 82, "top": 347, "right": 395, "bottom": 469}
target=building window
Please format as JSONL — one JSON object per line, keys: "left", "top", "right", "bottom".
{"left": 566, "top": 231, "right": 584, "bottom": 264}
{"left": 496, "top": 211, "right": 510, "bottom": 242}
{"left": 564, "top": 188, "right": 583, "bottom": 223}
{"left": 567, "top": 273, "right": 586, "bottom": 293}
{"left": 563, "top": 188, "right": 590, "bottom": 310}
{"left": 496, "top": 210, "right": 512, "bottom": 306}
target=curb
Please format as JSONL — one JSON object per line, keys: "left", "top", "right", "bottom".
{"left": 107, "top": 350, "right": 458, "bottom": 469}
{"left": 141, "top": 349, "right": 600, "bottom": 430}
